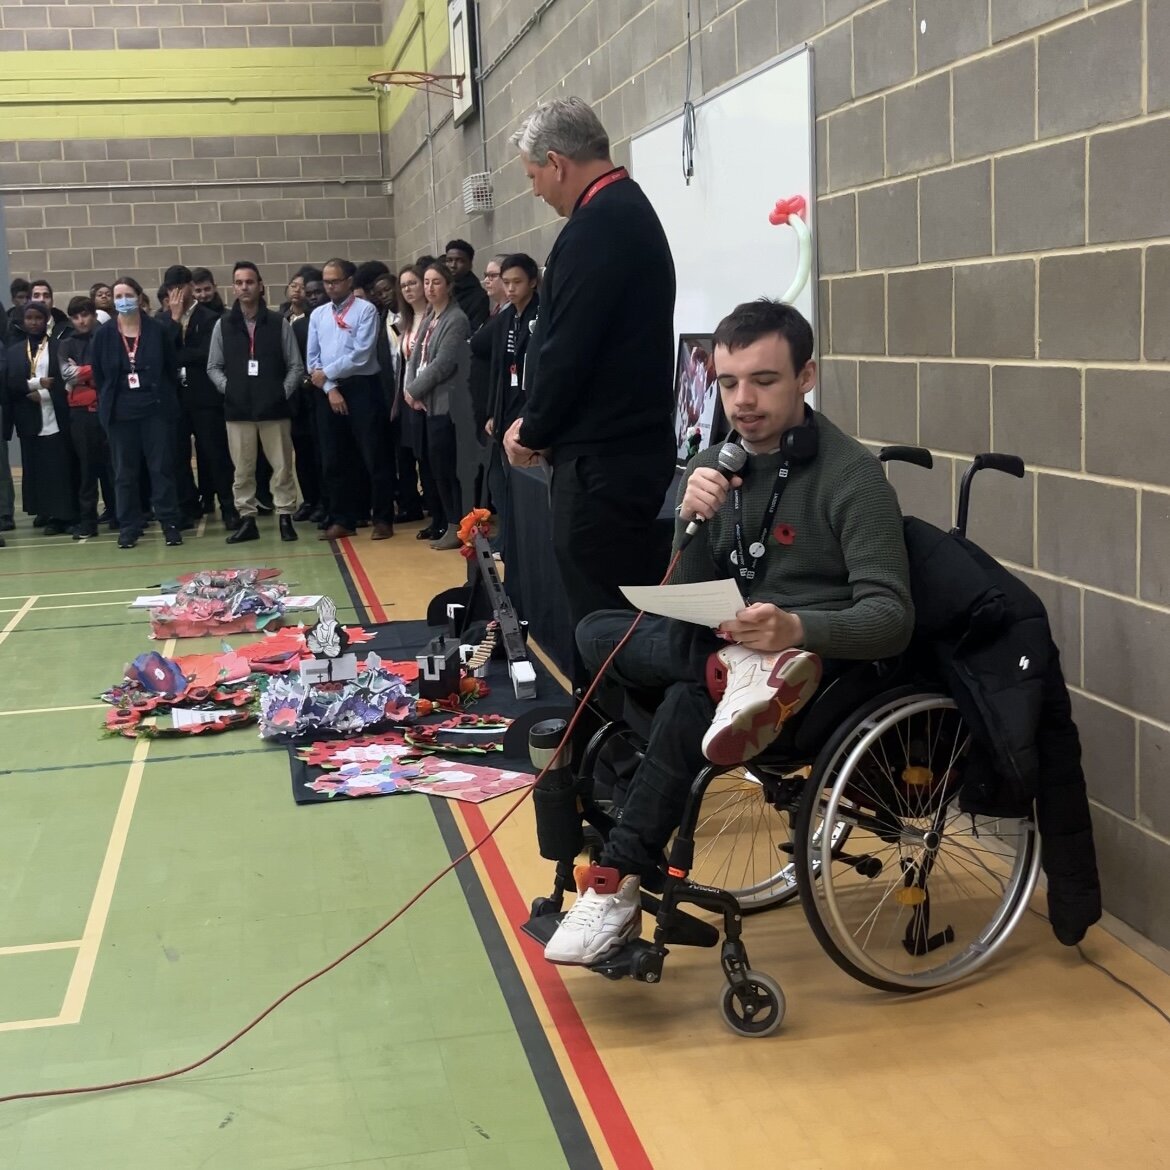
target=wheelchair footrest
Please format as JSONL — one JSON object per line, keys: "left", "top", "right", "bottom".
{"left": 640, "top": 890, "right": 720, "bottom": 948}
{"left": 518, "top": 912, "right": 668, "bottom": 982}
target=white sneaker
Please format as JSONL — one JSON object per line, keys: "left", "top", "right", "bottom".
{"left": 544, "top": 865, "right": 642, "bottom": 966}
{"left": 701, "top": 645, "right": 823, "bottom": 766}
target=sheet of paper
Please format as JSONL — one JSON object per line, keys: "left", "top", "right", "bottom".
{"left": 284, "top": 595, "right": 324, "bottom": 609}
{"left": 169, "top": 708, "right": 224, "bottom": 729}
{"left": 620, "top": 579, "right": 744, "bottom": 627}
{"left": 131, "top": 595, "right": 177, "bottom": 608}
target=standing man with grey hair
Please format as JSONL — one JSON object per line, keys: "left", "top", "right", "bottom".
{"left": 504, "top": 96, "right": 677, "bottom": 682}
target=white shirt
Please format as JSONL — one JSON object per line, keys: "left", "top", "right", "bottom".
{"left": 25, "top": 338, "right": 58, "bottom": 437}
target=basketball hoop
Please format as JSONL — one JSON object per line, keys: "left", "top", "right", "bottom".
{"left": 368, "top": 70, "right": 465, "bottom": 100}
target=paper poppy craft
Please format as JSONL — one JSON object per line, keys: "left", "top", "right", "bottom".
{"left": 149, "top": 569, "right": 291, "bottom": 639}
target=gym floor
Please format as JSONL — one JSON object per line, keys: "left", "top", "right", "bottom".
{"left": 1, "top": 512, "right": 1168, "bottom": 1170}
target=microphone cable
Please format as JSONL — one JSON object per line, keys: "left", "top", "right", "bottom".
{"left": 0, "top": 550, "right": 683, "bottom": 1107}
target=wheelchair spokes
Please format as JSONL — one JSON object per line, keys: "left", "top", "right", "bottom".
{"left": 797, "top": 693, "right": 1040, "bottom": 991}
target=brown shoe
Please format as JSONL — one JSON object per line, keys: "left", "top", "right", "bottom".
{"left": 318, "top": 524, "right": 357, "bottom": 541}
{"left": 370, "top": 521, "right": 394, "bottom": 540}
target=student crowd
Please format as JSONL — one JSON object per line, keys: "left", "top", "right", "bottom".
{"left": 0, "top": 240, "right": 540, "bottom": 552}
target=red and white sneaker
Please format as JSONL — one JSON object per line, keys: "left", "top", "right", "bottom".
{"left": 544, "top": 865, "right": 642, "bottom": 966}
{"left": 701, "top": 645, "right": 823, "bottom": 766}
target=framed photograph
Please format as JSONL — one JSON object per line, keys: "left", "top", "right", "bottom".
{"left": 674, "top": 334, "right": 726, "bottom": 465}
{"left": 448, "top": 0, "right": 479, "bottom": 128}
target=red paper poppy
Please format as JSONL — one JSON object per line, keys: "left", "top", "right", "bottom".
{"left": 774, "top": 524, "right": 796, "bottom": 545}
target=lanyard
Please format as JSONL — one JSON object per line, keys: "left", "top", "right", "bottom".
{"left": 246, "top": 318, "right": 257, "bottom": 360}
{"left": 26, "top": 337, "right": 47, "bottom": 375}
{"left": 332, "top": 296, "right": 355, "bottom": 331}
{"left": 118, "top": 324, "right": 140, "bottom": 369}
{"left": 731, "top": 458, "right": 791, "bottom": 590}
{"left": 419, "top": 314, "right": 441, "bottom": 365}
{"left": 577, "top": 166, "right": 629, "bottom": 209}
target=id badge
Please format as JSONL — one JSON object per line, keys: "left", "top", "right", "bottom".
{"left": 179, "top": 365, "right": 187, "bottom": 384}
{"left": 510, "top": 365, "right": 519, "bottom": 387}
{"left": 127, "top": 372, "right": 140, "bottom": 389}
{"left": 247, "top": 359, "right": 259, "bottom": 377}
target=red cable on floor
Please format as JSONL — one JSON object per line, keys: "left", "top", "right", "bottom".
{"left": 0, "top": 552, "right": 679, "bottom": 1107}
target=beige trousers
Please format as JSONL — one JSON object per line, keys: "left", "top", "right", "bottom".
{"left": 225, "top": 418, "right": 298, "bottom": 517}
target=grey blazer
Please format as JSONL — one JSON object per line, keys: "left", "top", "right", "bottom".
{"left": 404, "top": 303, "right": 470, "bottom": 418}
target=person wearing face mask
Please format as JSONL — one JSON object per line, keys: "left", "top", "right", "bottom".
{"left": 403, "top": 261, "right": 471, "bottom": 550}
{"left": 3, "top": 301, "right": 76, "bottom": 535}
{"left": 91, "top": 276, "right": 184, "bottom": 550}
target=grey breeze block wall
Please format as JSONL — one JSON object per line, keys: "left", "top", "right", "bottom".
{"left": 0, "top": 135, "right": 393, "bottom": 301}
{"left": 385, "top": 0, "right": 1170, "bottom": 951}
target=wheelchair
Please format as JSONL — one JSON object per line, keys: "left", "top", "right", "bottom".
{"left": 523, "top": 448, "right": 1042, "bottom": 1037}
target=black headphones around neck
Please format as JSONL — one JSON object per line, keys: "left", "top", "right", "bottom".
{"left": 778, "top": 405, "right": 819, "bottom": 462}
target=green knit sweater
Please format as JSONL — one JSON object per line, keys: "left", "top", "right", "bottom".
{"left": 672, "top": 412, "right": 915, "bottom": 660}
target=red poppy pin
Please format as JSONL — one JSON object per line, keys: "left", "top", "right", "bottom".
{"left": 774, "top": 524, "right": 796, "bottom": 546}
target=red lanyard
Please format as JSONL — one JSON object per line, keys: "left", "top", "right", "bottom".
{"left": 246, "top": 319, "right": 257, "bottom": 359}
{"left": 577, "top": 167, "right": 629, "bottom": 209}
{"left": 419, "top": 315, "right": 440, "bottom": 365}
{"left": 118, "top": 324, "right": 140, "bottom": 369}
{"left": 332, "top": 296, "right": 355, "bottom": 331}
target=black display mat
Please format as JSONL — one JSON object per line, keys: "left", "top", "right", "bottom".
{"left": 285, "top": 619, "right": 571, "bottom": 805}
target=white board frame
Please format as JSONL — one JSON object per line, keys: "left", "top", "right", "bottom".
{"left": 630, "top": 45, "right": 819, "bottom": 358}
{"left": 448, "top": 0, "right": 478, "bottom": 128}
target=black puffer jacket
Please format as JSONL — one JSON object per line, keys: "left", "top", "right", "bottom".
{"left": 903, "top": 517, "right": 1101, "bottom": 946}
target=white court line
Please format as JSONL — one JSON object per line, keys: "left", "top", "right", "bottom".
{"left": 0, "top": 1016, "right": 72, "bottom": 1034}
{"left": 0, "top": 940, "right": 81, "bottom": 957}
{"left": 57, "top": 635, "right": 176, "bottom": 1026}
{"left": 33, "top": 600, "right": 143, "bottom": 612}
{"left": 0, "top": 588, "right": 136, "bottom": 601}
{"left": 0, "top": 597, "right": 37, "bottom": 649}
{"left": 0, "top": 704, "right": 106, "bottom": 717}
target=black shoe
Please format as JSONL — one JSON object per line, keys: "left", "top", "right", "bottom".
{"left": 279, "top": 515, "right": 298, "bottom": 542}
{"left": 72, "top": 523, "right": 98, "bottom": 540}
{"left": 394, "top": 506, "right": 425, "bottom": 524}
{"left": 309, "top": 506, "right": 327, "bottom": 524}
{"left": 43, "top": 522, "right": 68, "bottom": 536}
{"left": 256, "top": 500, "right": 275, "bottom": 516}
{"left": 164, "top": 525, "right": 183, "bottom": 547}
{"left": 292, "top": 502, "right": 314, "bottom": 522}
{"left": 226, "top": 517, "right": 260, "bottom": 544}
{"left": 0, "top": 518, "right": 14, "bottom": 532}
{"left": 33, "top": 515, "right": 48, "bottom": 527}
{"left": 316, "top": 515, "right": 331, "bottom": 529}
{"left": 222, "top": 509, "right": 241, "bottom": 529}
{"left": 416, "top": 525, "right": 438, "bottom": 541}
{"left": 118, "top": 531, "right": 138, "bottom": 550}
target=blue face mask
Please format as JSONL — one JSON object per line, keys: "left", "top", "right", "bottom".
{"left": 114, "top": 296, "right": 138, "bottom": 315}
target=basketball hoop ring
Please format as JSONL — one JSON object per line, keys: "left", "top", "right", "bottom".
{"left": 368, "top": 70, "right": 465, "bottom": 100}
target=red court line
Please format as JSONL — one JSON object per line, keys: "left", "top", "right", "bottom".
{"left": 459, "top": 802, "right": 654, "bottom": 1170}
{"left": 338, "top": 537, "right": 390, "bottom": 622}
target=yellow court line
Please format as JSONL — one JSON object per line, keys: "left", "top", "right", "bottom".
{"left": 58, "top": 635, "right": 175, "bottom": 1025}
{"left": 0, "top": 588, "right": 135, "bottom": 601}
{"left": 0, "top": 940, "right": 81, "bottom": 957}
{"left": 0, "top": 596, "right": 37, "bottom": 649}
{"left": 0, "top": 704, "right": 106, "bottom": 717}
{"left": 0, "top": 1016, "right": 72, "bottom": 1035}
{"left": 34, "top": 600, "right": 143, "bottom": 611}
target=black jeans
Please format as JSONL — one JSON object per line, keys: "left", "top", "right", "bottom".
{"left": 290, "top": 385, "right": 323, "bottom": 508}
{"left": 107, "top": 412, "right": 181, "bottom": 535}
{"left": 320, "top": 375, "right": 396, "bottom": 529}
{"left": 577, "top": 611, "right": 723, "bottom": 881}
{"left": 175, "top": 401, "right": 234, "bottom": 518}
{"left": 69, "top": 408, "right": 113, "bottom": 526}
{"left": 551, "top": 447, "right": 675, "bottom": 683}
{"left": 425, "top": 413, "right": 460, "bottom": 534}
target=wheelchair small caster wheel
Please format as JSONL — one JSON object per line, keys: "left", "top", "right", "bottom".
{"left": 719, "top": 971, "right": 785, "bottom": 1038}
{"left": 530, "top": 897, "right": 560, "bottom": 918}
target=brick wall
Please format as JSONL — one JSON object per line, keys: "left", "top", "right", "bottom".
{"left": 0, "top": 0, "right": 383, "bottom": 51}
{"left": 1, "top": 133, "right": 391, "bottom": 301}
{"left": 385, "top": 0, "right": 1170, "bottom": 949}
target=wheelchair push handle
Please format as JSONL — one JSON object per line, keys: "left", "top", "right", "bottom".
{"left": 954, "top": 452, "right": 1026, "bottom": 539}
{"left": 879, "top": 445, "right": 934, "bottom": 470}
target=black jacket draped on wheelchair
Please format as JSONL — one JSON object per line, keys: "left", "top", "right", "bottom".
{"left": 903, "top": 517, "right": 1101, "bottom": 946}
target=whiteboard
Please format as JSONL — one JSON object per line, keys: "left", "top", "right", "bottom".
{"left": 631, "top": 47, "right": 817, "bottom": 348}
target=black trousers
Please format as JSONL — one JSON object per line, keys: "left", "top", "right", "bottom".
{"left": 319, "top": 375, "right": 396, "bottom": 529}
{"left": 107, "top": 412, "right": 181, "bottom": 534}
{"left": 175, "top": 401, "right": 234, "bottom": 518}
{"left": 69, "top": 408, "right": 113, "bottom": 526}
{"left": 577, "top": 611, "right": 722, "bottom": 880}
{"left": 550, "top": 448, "right": 675, "bottom": 683}
{"left": 424, "top": 413, "right": 460, "bottom": 534}
{"left": 27, "top": 431, "right": 77, "bottom": 525}
{"left": 290, "top": 385, "right": 322, "bottom": 508}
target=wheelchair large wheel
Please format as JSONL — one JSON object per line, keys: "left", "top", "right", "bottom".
{"left": 794, "top": 688, "right": 1040, "bottom": 993}
{"left": 689, "top": 771, "right": 854, "bottom": 912}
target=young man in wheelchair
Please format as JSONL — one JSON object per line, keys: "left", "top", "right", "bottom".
{"left": 544, "top": 300, "right": 916, "bottom": 966}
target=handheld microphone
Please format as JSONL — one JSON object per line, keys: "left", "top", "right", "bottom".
{"left": 679, "top": 442, "right": 747, "bottom": 549}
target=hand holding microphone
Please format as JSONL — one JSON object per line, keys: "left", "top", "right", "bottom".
{"left": 678, "top": 442, "right": 747, "bottom": 548}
